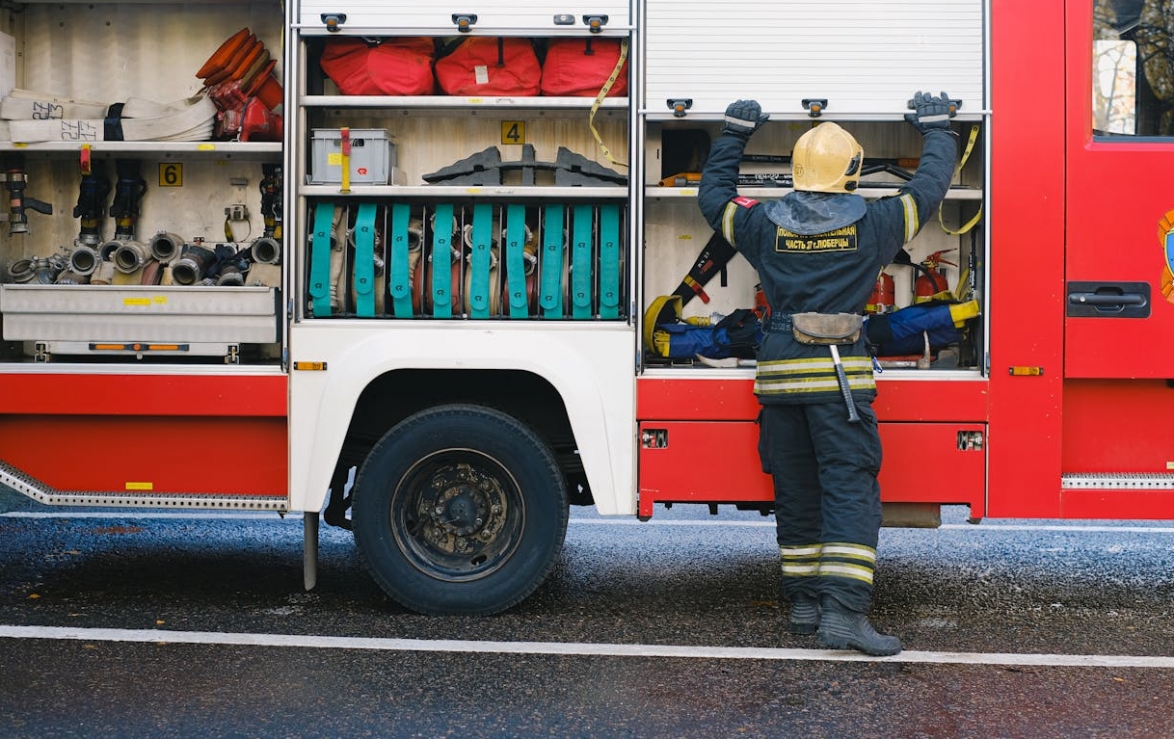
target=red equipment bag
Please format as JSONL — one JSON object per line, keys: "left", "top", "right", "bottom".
{"left": 319, "top": 37, "right": 435, "bottom": 95}
{"left": 540, "top": 38, "right": 629, "bottom": 97}
{"left": 434, "top": 37, "right": 541, "bottom": 96}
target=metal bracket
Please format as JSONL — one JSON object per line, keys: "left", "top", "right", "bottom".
{"left": 667, "top": 98, "right": 693, "bottom": 118}
{"left": 802, "top": 98, "right": 828, "bottom": 117}
{"left": 452, "top": 14, "right": 478, "bottom": 32}
{"left": 320, "top": 13, "right": 346, "bottom": 32}
{"left": 583, "top": 15, "right": 609, "bottom": 33}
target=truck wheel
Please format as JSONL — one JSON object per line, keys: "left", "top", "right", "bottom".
{"left": 352, "top": 404, "right": 569, "bottom": 615}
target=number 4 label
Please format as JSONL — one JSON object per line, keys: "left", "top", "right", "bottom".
{"left": 159, "top": 163, "right": 183, "bottom": 187}
{"left": 501, "top": 121, "right": 525, "bottom": 145}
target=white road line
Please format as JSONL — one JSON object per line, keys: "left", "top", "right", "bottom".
{"left": 0, "top": 624, "right": 1169, "bottom": 668}
{"left": 3, "top": 510, "right": 1174, "bottom": 535}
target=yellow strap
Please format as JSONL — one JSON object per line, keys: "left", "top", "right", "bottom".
{"left": 938, "top": 124, "right": 981, "bottom": 236}
{"left": 588, "top": 39, "right": 629, "bottom": 168}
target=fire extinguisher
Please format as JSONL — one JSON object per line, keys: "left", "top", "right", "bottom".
{"left": 866, "top": 270, "right": 894, "bottom": 314}
{"left": 754, "top": 282, "right": 771, "bottom": 319}
{"left": 914, "top": 250, "right": 956, "bottom": 303}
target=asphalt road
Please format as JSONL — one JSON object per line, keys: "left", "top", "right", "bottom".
{"left": 1, "top": 488, "right": 1173, "bottom": 738}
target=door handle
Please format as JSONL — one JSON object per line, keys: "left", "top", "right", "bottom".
{"left": 1066, "top": 281, "right": 1150, "bottom": 318}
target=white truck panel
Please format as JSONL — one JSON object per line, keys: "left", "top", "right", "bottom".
{"left": 19, "top": 4, "right": 282, "bottom": 104}
{"left": 288, "top": 322, "right": 637, "bottom": 515}
{"left": 645, "top": 0, "right": 985, "bottom": 116}
{"left": 0, "top": 285, "right": 278, "bottom": 343}
{"left": 296, "top": 0, "right": 632, "bottom": 32}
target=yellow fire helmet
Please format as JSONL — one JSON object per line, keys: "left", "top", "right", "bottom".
{"left": 791, "top": 122, "right": 864, "bottom": 194}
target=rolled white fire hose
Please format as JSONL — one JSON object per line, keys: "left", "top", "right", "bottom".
{"left": 0, "top": 91, "right": 217, "bottom": 143}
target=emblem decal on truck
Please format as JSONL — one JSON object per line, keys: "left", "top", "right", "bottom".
{"left": 1158, "top": 210, "right": 1174, "bottom": 304}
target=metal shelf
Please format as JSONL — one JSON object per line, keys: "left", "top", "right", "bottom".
{"left": 0, "top": 141, "right": 281, "bottom": 158}
{"left": 645, "top": 186, "right": 985, "bottom": 201}
{"left": 302, "top": 95, "right": 628, "bottom": 112}
{"left": 300, "top": 184, "right": 628, "bottom": 199}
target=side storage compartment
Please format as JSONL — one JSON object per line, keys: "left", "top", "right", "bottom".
{"left": 634, "top": 0, "right": 991, "bottom": 518}
{"left": 293, "top": 20, "right": 633, "bottom": 322}
{"left": 637, "top": 418, "right": 987, "bottom": 519}
{"left": 0, "top": 3, "right": 286, "bottom": 364}
{"left": 639, "top": 0, "right": 988, "bottom": 377}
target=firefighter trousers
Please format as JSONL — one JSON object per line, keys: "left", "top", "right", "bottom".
{"left": 759, "top": 400, "right": 883, "bottom": 613}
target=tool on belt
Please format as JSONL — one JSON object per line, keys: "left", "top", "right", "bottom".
{"left": 791, "top": 312, "right": 865, "bottom": 423}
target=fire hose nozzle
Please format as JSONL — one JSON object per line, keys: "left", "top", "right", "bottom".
{"left": 148, "top": 232, "right": 185, "bottom": 264}
{"left": 250, "top": 236, "right": 281, "bottom": 265}
{"left": 112, "top": 239, "right": 151, "bottom": 274}
{"left": 8, "top": 256, "right": 64, "bottom": 284}
{"left": 55, "top": 270, "right": 89, "bottom": 285}
{"left": 171, "top": 244, "right": 218, "bottom": 285}
{"left": 216, "top": 265, "right": 246, "bottom": 286}
{"left": 68, "top": 244, "right": 102, "bottom": 276}
{"left": 5, "top": 169, "right": 53, "bottom": 235}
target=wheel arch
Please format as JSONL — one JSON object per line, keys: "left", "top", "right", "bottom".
{"left": 289, "top": 326, "right": 635, "bottom": 516}
{"left": 338, "top": 368, "right": 586, "bottom": 498}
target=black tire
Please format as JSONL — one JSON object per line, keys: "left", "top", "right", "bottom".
{"left": 352, "top": 403, "right": 569, "bottom": 615}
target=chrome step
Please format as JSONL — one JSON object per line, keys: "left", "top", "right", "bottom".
{"left": 0, "top": 459, "right": 288, "bottom": 511}
{"left": 1062, "top": 473, "right": 1174, "bottom": 490}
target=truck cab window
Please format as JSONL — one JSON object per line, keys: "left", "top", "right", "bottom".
{"left": 1095, "top": 0, "right": 1174, "bottom": 136}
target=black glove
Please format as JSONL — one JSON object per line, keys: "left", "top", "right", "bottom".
{"left": 722, "top": 99, "right": 769, "bottom": 139}
{"left": 904, "top": 91, "right": 954, "bottom": 134}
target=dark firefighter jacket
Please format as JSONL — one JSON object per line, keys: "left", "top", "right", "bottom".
{"left": 697, "top": 128, "right": 957, "bottom": 405}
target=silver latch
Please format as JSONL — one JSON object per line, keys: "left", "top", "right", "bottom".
{"left": 452, "top": 14, "right": 478, "bottom": 32}
{"left": 667, "top": 99, "right": 693, "bottom": 118}
{"left": 583, "top": 15, "right": 608, "bottom": 33}
{"left": 320, "top": 13, "right": 346, "bottom": 32}
{"left": 802, "top": 98, "right": 828, "bottom": 117}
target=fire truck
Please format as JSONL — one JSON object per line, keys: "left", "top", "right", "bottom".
{"left": 0, "top": 0, "right": 1171, "bottom": 616}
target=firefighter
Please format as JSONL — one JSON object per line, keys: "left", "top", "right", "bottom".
{"left": 697, "top": 92, "right": 958, "bottom": 656}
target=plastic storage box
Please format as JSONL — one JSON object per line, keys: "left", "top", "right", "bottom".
{"left": 309, "top": 128, "right": 395, "bottom": 185}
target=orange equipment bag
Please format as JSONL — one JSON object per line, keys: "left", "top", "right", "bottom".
{"left": 434, "top": 37, "right": 541, "bottom": 96}
{"left": 319, "top": 37, "right": 436, "bottom": 96}
{"left": 540, "top": 38, "right": 629, "bottom": 97}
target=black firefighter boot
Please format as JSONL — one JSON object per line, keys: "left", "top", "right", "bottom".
{"left": 817, "top": 596, "right": 902, "bottom": 656}
{"left": 788, "top": 593, "right": 820, "bottom": 635}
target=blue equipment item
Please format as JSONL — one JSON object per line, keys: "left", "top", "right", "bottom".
{"left": 864, "top": 300, "right": 980, "bottom": 356}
